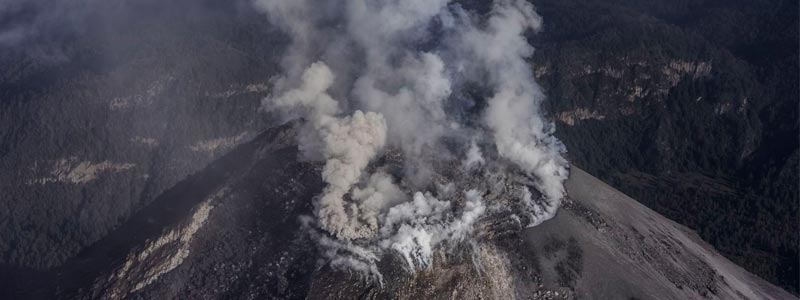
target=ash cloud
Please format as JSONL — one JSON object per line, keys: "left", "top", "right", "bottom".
{"left": 255, "top": 0, "right": 569, "bottom": 279}
{"left": 266, "top": 62, "right": 389, "bottom": 240}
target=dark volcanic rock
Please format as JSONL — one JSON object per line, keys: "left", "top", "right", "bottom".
{"left": 0, "top": 0, "right": 285, "bottom": 271}
{"left": 3, "top": 124, "right": 792, "bottom": 300}
{"left": 0, "top": 0, "right": 796, "bottom": 298}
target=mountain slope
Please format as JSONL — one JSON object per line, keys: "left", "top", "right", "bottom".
{"left": 1, "top": 0, "right": 794, "bottom": 294}
{"left": 530, "top": 0, "right": 799, "bottom": 291}
{"left": 0, "top": 0, "right": 282, "bottom": 270}
{"left": 2, "top": 124, "right": 791, "bottom": 300}
{"left": 526, "top": 167, "right": 795, "bottom": 299}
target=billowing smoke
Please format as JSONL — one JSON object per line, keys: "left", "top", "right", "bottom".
{"left": 267, "top": 62, "right": 390, "bottom": 239}
{"left": 462, "top": 140, "right": 485, "bottom": 170}
{"left": 256, "top": 0, "right": 569, "bottom": 279}
{"left": 456, "top": 0, "right": 569, "bottom": 226}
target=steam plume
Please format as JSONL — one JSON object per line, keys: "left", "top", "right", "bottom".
{"left": 256, "top": 0, "right": 569, "bottom": 278}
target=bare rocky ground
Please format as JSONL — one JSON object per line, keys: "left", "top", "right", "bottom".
{"left": 0, "top": 1, "right": 795, "bottom": 297}
{"left": 526, "top": 168, "right": 795, "bottom": 300}
{"left": 1, "top": 123, "right": 792, "bottom": 300}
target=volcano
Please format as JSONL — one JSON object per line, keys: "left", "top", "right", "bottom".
{"left": 1, "top": 123, "right": 792, "bottom": 300}
{"left": 0, "top": 0, "right": 796, "bottom": 298}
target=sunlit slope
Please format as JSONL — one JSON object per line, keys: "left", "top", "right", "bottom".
{"left": 524, "top": 167, "right": 795, "bottom": 300}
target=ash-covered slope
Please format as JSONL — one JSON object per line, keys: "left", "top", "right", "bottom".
{"left": 3, "top": 124, "right": 792, "bottom": 300}
{"left": 525, "top": 168, "right": 795, "bottom": 300}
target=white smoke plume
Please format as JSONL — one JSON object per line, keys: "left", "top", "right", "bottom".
{"left": 452, "top": 0, "right": 569, "bottom": 226}
{"left": 256, "top": 0, "right": 569, "bottom": 279}
{"left": 462, "top": 140, "right": 486, "bottom": 171}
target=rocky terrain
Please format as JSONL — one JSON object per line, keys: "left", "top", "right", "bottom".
{"left": 527, "top": 168, "right": 793, "bottom": 299}
{"left": 2, "top": 123, "right": 794, "bottom": 300}
{"left": 0, "top": 0, "right": 283, "bottom": 269}
{"left": 0, "top": 0, "right": 796, "bottom": 298}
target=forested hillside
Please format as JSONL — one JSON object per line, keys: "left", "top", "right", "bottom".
{"left": 531, "top": 0, "right": 798, "bottom": 293}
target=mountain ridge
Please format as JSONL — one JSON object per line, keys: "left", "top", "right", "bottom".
{"left": 3, "top": 124, "right": 792, "bottom": 300}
